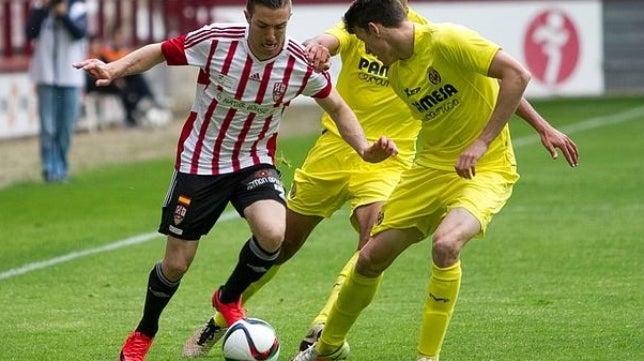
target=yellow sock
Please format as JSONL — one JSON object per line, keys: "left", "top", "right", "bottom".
{"left": 311, "top": 251, "right": 360, "bottom": 326}
{"left": 418, "top": 261, "right": 461, "bottom": 358}
{"left": 213, "top": 265, "right": 282, "bottom": 327}
{"left": 317, "top": 267, "right": 383, "bottom": 354}
{"left": 243, "top": 264, "right": 281, "bottom": 300}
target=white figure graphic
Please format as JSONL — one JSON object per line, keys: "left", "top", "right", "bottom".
{"left": 533, "top": 11, "right": 569, "bottom": 85}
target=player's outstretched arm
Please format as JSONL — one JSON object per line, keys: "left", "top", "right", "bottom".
{"left": 304, "top": 33, "right": 339, "bottom": 72}
{"left": 514, "top": 98, "right": 579, "bottom": 167}
{"left": 315, "top": 89, "right": 398, "bottom": 163}
{"left": 73, "top": 43, "right": 164, "bottom": 87}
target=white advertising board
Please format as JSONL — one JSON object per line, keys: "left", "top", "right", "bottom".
{"left": 213, "top": 0, "right": 603, "bottom": 98}
{"left": 412, "top": 1, "right": 604, "bottom": 97}
{"left": 0, "top": 73, "right": 39, "bottom": 139}
{"left": 0, "top": 1, "right": 603, "bottom": 139}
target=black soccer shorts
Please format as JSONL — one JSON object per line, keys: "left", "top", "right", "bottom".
{"left": 158, "top": 164, "right": 286, "bottom": 240}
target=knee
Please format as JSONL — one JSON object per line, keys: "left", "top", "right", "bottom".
{"left": 161, "top": 254, "right": 192, "bottom": 282}
{"left": 355, "top": 249, "right": 386, "bottom": 278}
{"left": 162, "top": 259, "right": 190, "bottom": 281}
{"left": 431, "top": 234, "right": 461, "bottom": 268}
{"left": 254, "top": 228, "right": 284, "bottom": 253}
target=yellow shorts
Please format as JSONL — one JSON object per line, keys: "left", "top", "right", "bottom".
{"left": 287, "top": 132, "right": 415, "bottom": 223}
{"left": 372, "top": 162, "right": 519, "bottom": 239}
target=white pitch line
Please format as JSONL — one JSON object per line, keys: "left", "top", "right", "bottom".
{"left": 512, "top": 104, "right": 644, "bottom": 147}
{"left": 0, "top": 211, "right": 240, "bottom": 281}
{"left": 1, "top": 105, "right": 643, "bottom": 281}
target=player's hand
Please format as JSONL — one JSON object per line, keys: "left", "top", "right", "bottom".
{"left": 362, "top": 136, "right": 398, "bottom": 163}
{"left": 455, "top": 139, "right": 488, "bottom": 179}
{"left": 305, "top": 42, "right": 331, "bottom": 72}
{"left": 73, "top": 59, "right": 114, "bottom": 87}
{"left": 539, "top": 127, "right": 579, "bottom": 167}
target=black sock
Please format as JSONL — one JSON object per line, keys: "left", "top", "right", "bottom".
{"left": 220, "top": 236, "right": 279, "bottom": 303}
{"left": 136, "top": 262, "right": 180, "bottom": 336}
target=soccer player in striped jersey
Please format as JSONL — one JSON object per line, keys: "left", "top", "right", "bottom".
{"left": 75, "top": 1, "right": 397, "bottom": 360}
{"left": 183, "top": 0, "right": 580, "bottom": 358}
{"left": 182, "top": 1, "right": 424, "bottom": 358}
{"left": 291, "top": 0, "right": 579, "bottom": 360}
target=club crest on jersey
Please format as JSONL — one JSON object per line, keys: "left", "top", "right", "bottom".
{"left": 272, "top": 82, "right": 287, "bottom": 102}
{"left": 427, "top": 67, "right": 442, "bottom": 85}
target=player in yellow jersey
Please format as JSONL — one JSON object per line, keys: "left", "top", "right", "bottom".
{"left": 184, "top": 0, "right": 579, "bottom": 358}
{"left": 181, "top": 2, "right": 423, "bottom": 357}
{"left": 292, "top": 0, "right": 579, "bottom": 360}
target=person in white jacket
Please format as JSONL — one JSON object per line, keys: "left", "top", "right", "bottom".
{"left": 26, "top": 0, "right": 87, "bottom": 183}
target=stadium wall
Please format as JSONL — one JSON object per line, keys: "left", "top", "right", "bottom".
{"left": 0, "top": 0, "right": 633, "bottom": 139}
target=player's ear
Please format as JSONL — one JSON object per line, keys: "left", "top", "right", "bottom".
{"left": 368, "top": 22, "right": 380, "bottom": 37}
{"left": 244, "top": 8, "right": 251, "bottom": 23}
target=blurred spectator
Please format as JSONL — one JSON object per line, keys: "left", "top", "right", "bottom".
{"left": 26, "top": 0, "right": 88, "bottom": 183}
{"left": 86, "top": 24, "right": 167, "bottom": 127}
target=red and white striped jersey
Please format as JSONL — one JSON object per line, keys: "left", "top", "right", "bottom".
{"left": 161, "top": 23, "right": 332, "bottom": 175}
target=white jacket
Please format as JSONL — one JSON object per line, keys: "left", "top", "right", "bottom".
{"left": 27, "top": 0, "right": 88, "bottom": 87}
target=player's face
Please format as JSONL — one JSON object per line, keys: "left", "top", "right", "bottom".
{"left": 354, "top": 26, "right": 397, "bottom": 66}
{"left": 245, "top": 4, "right": 291, "bottom": 60}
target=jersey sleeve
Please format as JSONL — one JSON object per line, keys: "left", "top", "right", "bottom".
{"left": 437, "top": 24, "right": 500, "bottom": 76}
{"left": 161, "top": 24, "right": 221, "bottom": 67}
{"left": 286, "top": 38, "right": 333, "bottom": 99}
{"left": 305, "top": 71, "right": 333, "bottom": 99}
{"left": 161, "top": 34, "right": 188, "bottom": 65}
{"left": 325, "top": 21, "right": 351, "bottom": 55}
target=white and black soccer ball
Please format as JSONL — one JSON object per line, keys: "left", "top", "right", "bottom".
{"left": 222, "top": 318, "right": 280, "bottom": 361}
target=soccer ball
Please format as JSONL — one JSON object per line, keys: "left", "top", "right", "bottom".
{"left": 222, "top": 318, "right": 280, "bottom": 361}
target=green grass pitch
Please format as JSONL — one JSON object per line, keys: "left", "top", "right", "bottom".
{"left": 0, "top": 96, "right": 642, "bottom": 360}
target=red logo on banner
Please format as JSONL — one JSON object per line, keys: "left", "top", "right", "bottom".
{"left": 523, "top": 9, "right": 579, "bottom": 87}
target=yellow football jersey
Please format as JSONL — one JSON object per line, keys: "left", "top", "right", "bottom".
{"left": 388, "top": 23, "right": 517, "bottom": 170}
{"left": 319, "top": 9, "right": 428, "bottom": 159}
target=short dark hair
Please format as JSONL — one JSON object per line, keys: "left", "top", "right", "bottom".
{"left": 246, "top": 0, "right": 291, "bottom": 13}
{"left": 343, "top": 0, "right": 407, "bottom": 34}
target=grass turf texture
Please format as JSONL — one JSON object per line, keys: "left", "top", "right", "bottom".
{"left": 0, "top": 96, "right": 642, "bottom": 360}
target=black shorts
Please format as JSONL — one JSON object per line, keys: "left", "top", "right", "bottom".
{"left": 158, "top": 164, "right": 286, "bottom": 240}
